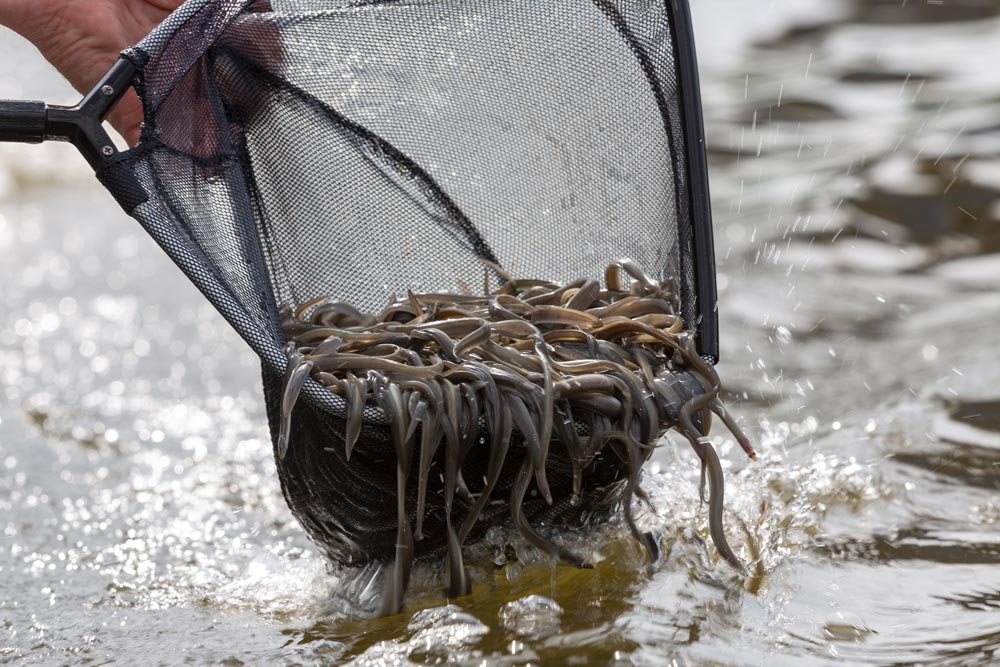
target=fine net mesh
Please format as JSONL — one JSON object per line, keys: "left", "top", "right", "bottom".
{"left": 96, "top": 0, "right": 707, "bottom": 563}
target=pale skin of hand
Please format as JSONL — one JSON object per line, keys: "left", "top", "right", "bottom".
{"left": 0, "top": 0, "right": 185, "bottom": 145}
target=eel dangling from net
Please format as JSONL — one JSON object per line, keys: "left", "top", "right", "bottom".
{"left": 277, "top": 259, "right": 755, "bottom": 615}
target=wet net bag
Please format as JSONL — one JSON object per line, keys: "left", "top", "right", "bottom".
{"left": 0, "top": 0, "right": 724, "bottom": 605}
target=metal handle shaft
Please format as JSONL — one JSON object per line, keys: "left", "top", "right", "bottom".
{"left": 0, "top": 99, "right": 47, "bottom": 143}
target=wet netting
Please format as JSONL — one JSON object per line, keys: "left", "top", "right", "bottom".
{"left": 3, "top": 0, "right": 727, "bottom": 612}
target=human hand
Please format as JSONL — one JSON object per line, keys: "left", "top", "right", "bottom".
{"left": 0, "top": 0, "right": 185, "bottom": 145}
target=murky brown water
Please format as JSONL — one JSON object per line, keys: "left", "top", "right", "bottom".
{"left": 2, "top": 1, "right": 1000, "bottom": 665}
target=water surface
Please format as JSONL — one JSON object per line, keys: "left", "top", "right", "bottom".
{"left": 2, "top": 1, "right": 999, "bottom": 665}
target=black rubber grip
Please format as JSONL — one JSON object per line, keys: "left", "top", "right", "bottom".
{"left": 0, "top": 100, "right": 47, "bottom": 143}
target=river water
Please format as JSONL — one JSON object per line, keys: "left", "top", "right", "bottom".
{"left": 2, "top": 1, "right": 999, "bottom": 665}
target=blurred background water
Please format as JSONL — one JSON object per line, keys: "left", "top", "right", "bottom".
{"left": 2, "top": 1, "right": 1000, "bottom": 665}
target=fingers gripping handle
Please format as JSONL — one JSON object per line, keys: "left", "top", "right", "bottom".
{"left": 0, "top": 100, "right": 46, "bottom": 143}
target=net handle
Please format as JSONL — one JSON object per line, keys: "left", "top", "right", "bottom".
{"left": 0, "top": 57, "right": 136, "bottom": 170}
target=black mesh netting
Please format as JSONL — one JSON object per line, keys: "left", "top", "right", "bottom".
{"left": 94, "top": 0, "right": 716, "bottom": 564}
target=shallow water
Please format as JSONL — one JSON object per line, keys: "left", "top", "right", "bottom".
{"left": 2, "top": 1, "right": 1000, "bottom": 665}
